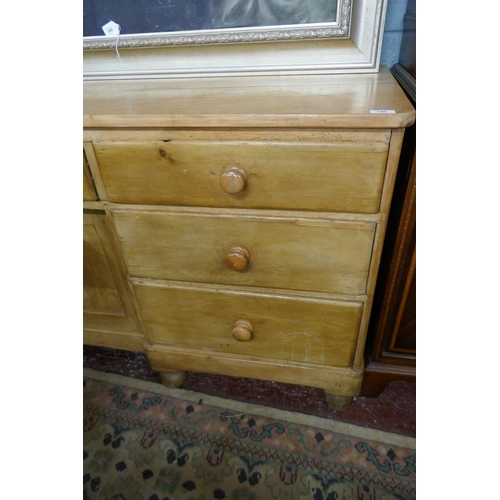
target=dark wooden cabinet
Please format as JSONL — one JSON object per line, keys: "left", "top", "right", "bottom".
{"left": 361, "top": 0, "right": 416, "bottom": 396}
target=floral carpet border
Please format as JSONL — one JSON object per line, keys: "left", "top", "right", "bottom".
{"left": 83, "top": 368, "right": 416, "bottom": 499}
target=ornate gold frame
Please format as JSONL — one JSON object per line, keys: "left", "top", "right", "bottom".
{"left": 83, "top": 0, "right": 387, "bottom": 80}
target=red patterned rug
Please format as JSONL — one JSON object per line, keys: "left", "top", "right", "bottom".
{"left": 83, "top": 368, "right": 416, "bottom": 499}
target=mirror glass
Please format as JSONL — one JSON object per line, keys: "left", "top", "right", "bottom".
{"left": 84, "top": 0, "right": 341, "bottom": 41}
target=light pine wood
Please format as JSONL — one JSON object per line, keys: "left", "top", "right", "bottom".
{"left": 83, "top": 70, "right": 415, "bottom": 408}
{"left": 231, "top": 319, "right": 253, "bottom": 342}
{"left": 225, "top": 246, "right": 250, "bottom": 272}
{"left": 83, "top": 201, "right": 106, "bottom": 211}
{"left": 83, "top": 212, "right": 142, "bottom": 335}
{"left": 83, "top": 129, "right": 392, "bottom": 144}
{"left": 134, "top": 281, "right": 362, "bottom": 368}
{"left": 83, "top": 142, "right": 108, "bottom": 201}
{"left": 160, "top": 370, "right": 186, "bottom": 388}
{"left": 351, "top": 128, "right": 407, "bottom": 369}
{"left": 83, "top": 328, "right": 145, "bottom": 353}
{"left": 83, "top": 152, "right": 97, "bottom": 201}
{"left": 133, "top": 277, "right": 367, "bottom": 305}
{"left": 83, "top": 68, "right": 415, "bottom": 129}
{"left": 220, "top": 166, "right": 248, "bottom": 194}
{"left": 83, "top": 215, "right": 125, "bottom": 316}
{"left": 109, "top": 202, "right": 382, "bottom": 224}
{"left": 112, "top": 210, "right": 375, "bottom": 295}
{"left": 325, "top": 394, "right": 354, "bottom": 410}
{"left": 145, "top": 343, "right": 364, "bottom": 397}
{"left": 93, "top": 139, "right": 388, "bottom": 214}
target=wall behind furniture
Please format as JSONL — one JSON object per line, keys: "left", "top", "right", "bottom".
{"left": 381, "top": 0, "right": 409, "bottom": 67}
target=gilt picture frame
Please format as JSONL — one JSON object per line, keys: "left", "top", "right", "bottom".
{"left": 83, "top": 0, "right": 387, "bottom": 80}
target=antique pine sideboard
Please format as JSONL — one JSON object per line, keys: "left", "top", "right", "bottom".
{"left": 83, "top": 68, "right": 415, "bottom": 409}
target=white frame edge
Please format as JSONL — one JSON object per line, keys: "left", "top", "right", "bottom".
{"left": 83, "top": 0, "right": 387, "bottom": 80}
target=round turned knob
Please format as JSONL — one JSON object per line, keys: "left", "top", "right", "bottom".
{"left": 220, "top": 166, "right": 248, "bottom": 194}
{"left": 232, "top": 319, "right": 253, "bottom": 342}
{"left": 225, "top": 246, "right": 250, "bottom": 271}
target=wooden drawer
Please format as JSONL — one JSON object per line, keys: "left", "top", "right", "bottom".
{"left": 93, "top": 139, "right": 389, "bottom": 213}
{"left": 134, "top": 281, "right": 362, "bottom": 368}
{"left": 113, "top": 210, "right": 375, "bottom": 295}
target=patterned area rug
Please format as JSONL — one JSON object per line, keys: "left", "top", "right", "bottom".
{"left": 83, "top": 368, "right": 416, "bottom": 500}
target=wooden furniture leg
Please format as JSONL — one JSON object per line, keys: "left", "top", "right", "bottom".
{"left": 160, "top": 369, "right": 186, "bottom": 388}
{"left": 325, "top": 393, "right": 353, "bottom": 410}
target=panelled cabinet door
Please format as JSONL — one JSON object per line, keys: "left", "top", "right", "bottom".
{"left": 83, "top": 151, "right": 98, "bottom": 201}
{"left": 83, "top": 212, "right": 143, "bottom": 349}
{"left": 83, "top": 216, "right": 123, "bottom": 316}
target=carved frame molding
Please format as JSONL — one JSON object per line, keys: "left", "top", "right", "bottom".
{"left": 83, "top": 0, "right": 387, "bottom": 80}
{"left": 84, "top": 0, "right": 351, "bottom": 50}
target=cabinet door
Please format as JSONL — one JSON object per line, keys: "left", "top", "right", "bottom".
{"left": 83, "top": 151, "right": 98, "bottom": 201}
{"left": 83, "top": 211, "right": 143, "bottom": 351}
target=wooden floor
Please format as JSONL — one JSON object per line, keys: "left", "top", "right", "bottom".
{"left": 83, "top": 345, "right": 416, "bottom": 437}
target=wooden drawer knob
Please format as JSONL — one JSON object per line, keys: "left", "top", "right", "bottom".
{"left": 220, "top": 166, "right": 248, "bottom": 194}
{"left": 232, "top": 319, "right": 253, "bottom": 342}
{"left": 225, "top": 246, "right": 250, "bottom": 271}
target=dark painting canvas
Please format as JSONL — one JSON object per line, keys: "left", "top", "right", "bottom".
{"left": 84, "top": 0, "right": 338, "bottom": 37}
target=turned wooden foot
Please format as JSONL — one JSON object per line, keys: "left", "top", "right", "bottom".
{"left": 160, "top": 370, "right": 186, "bottom": 388}
{"left": 325, "top": 393, "right": 353, "bottom": 411}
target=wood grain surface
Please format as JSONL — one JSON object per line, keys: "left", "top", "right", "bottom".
{"left": 93, "top": 138, "right": 388, "bottom": 213}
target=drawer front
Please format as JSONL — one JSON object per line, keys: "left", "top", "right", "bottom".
{"left": 134, "top": 282, "right": 362, "bottom": 368}
{"left": 94, "top": 140, "right": 388, "bottom": 213}
{"left": 113, "top": 210, "right": 375, "bottom": 295}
